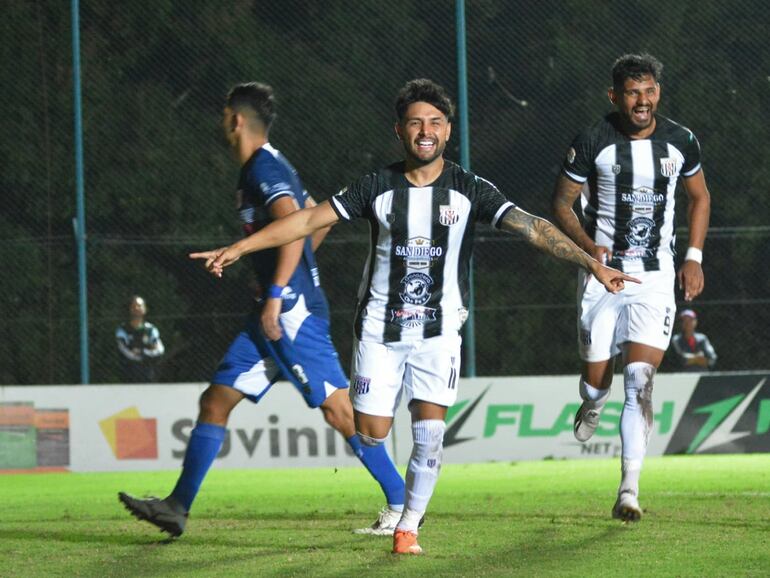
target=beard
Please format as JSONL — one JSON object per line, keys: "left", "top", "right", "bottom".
{"left": 403, "top": 138, "right": 446, "bottom": 166}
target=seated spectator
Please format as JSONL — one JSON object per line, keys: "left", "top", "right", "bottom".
{"left": 116, "top": 295, "right": 165, "bottom": 382}
{"left": 670, "top": 309, "right": 717, "bottom": 372}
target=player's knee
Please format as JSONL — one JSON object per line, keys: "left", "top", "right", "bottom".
{"left": 623, "top": 362, "right": 656, "bottom": 404}
{"left": 198, "top": 387, "right": 234, "bottom": 425}
{"left": 321, "top": 405, "right": 352, "bottom": 432}
{"left": 357, "top": 432, "right": 387, "bottom": 447}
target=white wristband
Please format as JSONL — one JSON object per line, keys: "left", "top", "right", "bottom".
{"left": 685, "top": 247, "right": 703, "bottom": 264}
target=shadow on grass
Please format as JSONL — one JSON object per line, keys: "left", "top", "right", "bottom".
{"left": 0, "top": 526, "right": 188, "bottom": 547}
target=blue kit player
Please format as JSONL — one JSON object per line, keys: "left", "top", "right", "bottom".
{"left": 119, "top": 82, "right": 405, "bottom": 537}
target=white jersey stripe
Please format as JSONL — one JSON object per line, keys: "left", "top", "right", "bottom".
{"left": 359, "top": 191, "right": 395, "bottom": 341}
{"left": 442, "top": 191, "right": 472, "bottom": 335}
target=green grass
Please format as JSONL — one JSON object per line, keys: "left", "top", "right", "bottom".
{"left": 2, "top": 456, "right": 770, "bottom": 577}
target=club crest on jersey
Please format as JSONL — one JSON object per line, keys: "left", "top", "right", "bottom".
{"left": 566, "top": 147, "right": 576, "bottom": 164}
{"left": 389, "top": 306, "right": 437, "bottom": 328}
{"left": 612, "top": 164, "right": 622, "bottom": 175}
{"left": 353, "top": 374, "right": 370, "bottom": 395}
{"left": 625, "top": 216, "right": 655, "bottom": 246}
{"left": 439, "top": 205, "right": 460, "bottom": 226}
{"left": 395, "top": 237, "right": 443, "bottom": 269}
{"left": 660, "top": 157, "right": 677, "bottom": 177}
{"left": 399, "top": 272, "right": 433, "bottom": 305}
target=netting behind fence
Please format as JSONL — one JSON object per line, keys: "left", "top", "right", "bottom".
{"left": 3, "top": 1, "right": 769, "bottom": 384}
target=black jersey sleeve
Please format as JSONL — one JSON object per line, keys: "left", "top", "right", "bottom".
{"left": 474, "top": 176, "right": 516, "bottom": 229}
{"left": 681, "top": 130, "right": 702, "bottom": 177}
{"left": 328, "top": 173, "right": 375, "bottom": 221}
{"left": 561, "top": 129, "right": 594, "bottom": 183}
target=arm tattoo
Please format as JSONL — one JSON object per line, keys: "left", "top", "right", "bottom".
{"left": 502, "top": 209, "right": 594, "bottom": 271}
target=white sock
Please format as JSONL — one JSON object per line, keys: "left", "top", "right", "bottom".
{"left": 619, "top": 361, "right": 656, "bottom": 496}
{"left": 620, "top": 459, "right": 642, "bottom": 496}
{"left": 396, "top": 419, "right": 445, "bottom": 533}
{"left": 580, "top": 379, "right": 611, "bottom": 410}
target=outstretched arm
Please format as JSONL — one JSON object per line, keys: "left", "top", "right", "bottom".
{"left": 500, "top": 207, "right": 639, "bottom": 293}
{"left": 304, "top": 195, "right": 335, "bottom": 252}
{"left": 189, "top": 200, "right": 340, "bottom": 276}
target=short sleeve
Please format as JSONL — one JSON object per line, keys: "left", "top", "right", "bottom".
{"left": 328, "top": 174, "right": 375, "bottom": 221}
{"left": 249, "top": 157, "right": 295, "bottom": 206}
{"left": 561, "top": 131, "right": 594, "bottom": 184}
{"left": 681, "top": 131, "right": 702, "bottom": 177}
{"left": 474, "top": 176, "right": 516, "bottom": 228}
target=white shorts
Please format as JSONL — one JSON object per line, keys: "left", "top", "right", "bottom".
{"left": 349, "top": 334, "right": 462, "bottom": 417}
{"left": 577, "top": 269, "right": 676, "bottom": 362}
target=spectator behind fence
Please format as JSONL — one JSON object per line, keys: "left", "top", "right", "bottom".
{"left": 115, "top": 295, "right": 165, "bottom": 382}
{"left": 670, "top": 309, "right": 717, "bottom": 372}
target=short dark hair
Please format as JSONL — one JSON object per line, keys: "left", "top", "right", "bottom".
{"left": 612, "top": 53, "right": 663, "bottom": 91}
{"left": 395, "top": 79, "right": 455, "bottom": 122}
{"left": 226, "top": 82, "right": 277, "bottom": 130}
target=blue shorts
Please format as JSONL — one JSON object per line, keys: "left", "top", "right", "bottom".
{"left": 211, "top": 303, "right": 347, "bottom": 408}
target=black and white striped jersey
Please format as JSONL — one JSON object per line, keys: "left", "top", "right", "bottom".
{"left": 562, "top": 112, "right": 702, "bottom": 273}
{"left": 329, "top": 160, "right": 515, "bottom": 343}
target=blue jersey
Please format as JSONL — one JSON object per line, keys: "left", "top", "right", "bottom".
{"left": 236, "top": 144, "right": 329, "bottom": 319}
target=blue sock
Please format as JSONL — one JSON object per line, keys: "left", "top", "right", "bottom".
{"left": 169, "top": 422, "right": 226, "bottom": 512}
{"left": 347, "top": 435, "right": 405, "bottom": 507}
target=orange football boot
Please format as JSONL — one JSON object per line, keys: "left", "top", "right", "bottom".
{"left": 392, "top": 529, "right": 423, "bottom": 555}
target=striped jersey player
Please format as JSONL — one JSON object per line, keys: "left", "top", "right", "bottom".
{"left": 552, "top": 54, "right": 711, "bottom": 523}
{"left": 193, "top": 79, "right": 634, "bottom": 555}
{"left": 329, "top": 159, "right": 513, "bottom": 344}
{"left": 562, "top": 111, "right": 702, "bottom": 274}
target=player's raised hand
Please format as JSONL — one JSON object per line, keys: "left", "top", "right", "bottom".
{"left": 677, "top": 260, "right": 704, "bottom": 301}
{"left": 189, "top": 246, "right": 242, "bottom": 277}
{"left": 591, "top": 261, "right": 641, "bottom": 294}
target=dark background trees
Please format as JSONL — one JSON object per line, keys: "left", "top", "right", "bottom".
{"left": 3, "top": 0, "right": 769, "bottom": 384}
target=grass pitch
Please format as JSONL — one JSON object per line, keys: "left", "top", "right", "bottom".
{"left": 2, "top": 455, "right": 769, "bottom": 577}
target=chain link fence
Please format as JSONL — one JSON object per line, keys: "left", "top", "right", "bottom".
{"left": 3, "top": 1, "right": 769, "bottom": 384}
